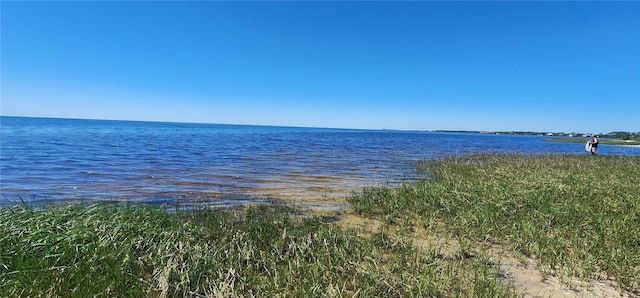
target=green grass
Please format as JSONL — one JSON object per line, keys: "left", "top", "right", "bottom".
{"left": 349, "top": 154, "right": 640, "bottom": 295}
{"left": 1, "top": 203, "right": 516, "bottom": 297}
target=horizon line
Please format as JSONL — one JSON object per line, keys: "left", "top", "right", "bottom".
{"left": 2, "top": 114, "right": 633, "bottom": 135}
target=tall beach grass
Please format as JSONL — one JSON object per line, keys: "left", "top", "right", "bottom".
{"left": 1, "top": 203, "right": 516, "bottom": 297}
{"left": 349, "top": 154, "right": 640, "bottom": 294}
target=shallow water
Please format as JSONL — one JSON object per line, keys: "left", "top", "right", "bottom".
{"left": 2, "top": 116, "right": 638, "bottom": 210}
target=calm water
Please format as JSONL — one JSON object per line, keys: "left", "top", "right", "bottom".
{"left": 2, "top": 116, "right": 639, "bottom": 210}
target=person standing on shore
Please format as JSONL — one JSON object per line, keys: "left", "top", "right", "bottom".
{"left": 590, "top": 135, "right": 599, "bottom": 155}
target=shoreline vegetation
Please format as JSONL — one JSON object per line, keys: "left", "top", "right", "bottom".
{"left": 2, "top": 154, "right": 639, "bottom": 297}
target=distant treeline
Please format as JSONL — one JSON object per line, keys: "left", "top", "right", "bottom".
{"left": 436, "top": 130, "right": 640, "bottom": 139}
{"left": 606, "top": 131, "right": 640, "bottom": 140}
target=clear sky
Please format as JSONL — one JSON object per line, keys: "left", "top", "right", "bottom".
{"left": 2, "top": 1, "right": 639, "bottom": 133}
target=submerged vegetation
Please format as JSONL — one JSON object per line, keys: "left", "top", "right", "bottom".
{"left": 2, "top": 154, "right": 639, "bottom": 296}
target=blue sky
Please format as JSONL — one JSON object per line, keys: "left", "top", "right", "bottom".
{"left": 2, "top": 1, "right": 639, "bottom": 133}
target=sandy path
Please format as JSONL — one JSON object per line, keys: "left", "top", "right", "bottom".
{"left": 335, "top": 213, "right": 630, "bottom": 298}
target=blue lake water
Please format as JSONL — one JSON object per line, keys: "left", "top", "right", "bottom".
{"left": 2, "top": 116, "right": 639, "bottom": 210}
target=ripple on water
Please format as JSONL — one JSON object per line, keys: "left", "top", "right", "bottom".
{"left": 3, "top": 117, "right": 639, "bottom": 210}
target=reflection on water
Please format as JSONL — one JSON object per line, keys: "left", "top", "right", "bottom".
{"left": 2, "top": 116, "right": 639, "bottom": 211}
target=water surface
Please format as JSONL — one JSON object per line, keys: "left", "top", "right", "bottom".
{"left": 2, "top": 116, "right": 638, "bottom": 210}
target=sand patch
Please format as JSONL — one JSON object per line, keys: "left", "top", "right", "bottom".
{"left": 335, "top": 212, "right": 630, "bottom": 298}
{"left": 493, "top": 250, "right": 628, "bottom": 298}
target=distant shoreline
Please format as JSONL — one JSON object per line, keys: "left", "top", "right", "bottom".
{"left": 544, "top": 137, "right": 640, "bottom": 147}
